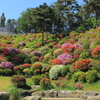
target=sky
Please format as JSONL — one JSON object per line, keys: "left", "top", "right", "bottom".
{"left": 0, "top": 0, "right": 84, "bottom": 22}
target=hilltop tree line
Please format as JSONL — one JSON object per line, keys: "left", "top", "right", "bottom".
{"left": 6, "top": 0, "right": 100, "bottom": 34}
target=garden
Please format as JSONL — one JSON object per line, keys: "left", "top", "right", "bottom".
{"left": 1, "top": 27, "right": 100, "bottom": 99}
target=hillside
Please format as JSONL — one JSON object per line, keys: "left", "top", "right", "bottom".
{"left": 0, "top": 27, "right": 100, "bottom": 91}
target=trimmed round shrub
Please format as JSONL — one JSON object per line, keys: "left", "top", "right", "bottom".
{"left": 72, "top": 71, "right": 85, "bottom": 82}
{"left": 24, "top": 58, "right": 31, "bottom": 64}
{"left": 40, "top": 78, "right": 53, "bottom": 90}
{"left": 52, "top": 59, "right": 62, "bottom": 65}
{"left": 4, "top": 69, "right": 13, "bottom": 76}
{"left": 42, "top": 53, "right": 53, "bottom": 63}
{"left": 61, "top": 64, "right": 70, "bottom": 77}
{"left": 70, "top": 59, "right": 92, "bottom": 72}
{"left": 31, "top": 62, "right": 42, "bottom": 75}
{"left": 85, "top": 70, "right": 98, "bottom": 83}
{"left": 73, "top": 47, "right": 84, "bottom": 55}
{"left": 0, "top": 62, "right": 14, "bottom": 69}
{"left": 92, "top": 46, "right": 100, "bottom": 59}
{"left": 0, "top": 69, "right": 4, "bottom": 75}
{"left": 31, "top": 51, "right": 42, "bottom": 57}
{"left": 57, "top": 54, "right": 72, "bottom": 65}
{"left": 49, "top": 65, "right": 64, "bottom": 80}
{"left": 53, "top": 48, "right": 62, "bottom": 58}
{"left": 61, "top": 43, "right": 72, "bottom": 48}
{"left": 11, "top": 75, "right": 26, "bottom": 87}
{"left": 32, "top": 75, "right": 42, "bottom": 85}
{"left": 31, "top": 56, "right": 39, "bottom": 64}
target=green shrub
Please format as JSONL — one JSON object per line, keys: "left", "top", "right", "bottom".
{"left": 24, "top": 58, "right": 31, "bottom": 64}
{"left": 40, "top": 78, "right": 53, "bottom": 90}
{"left": 61, "top": 64, "right": 70, "bottom": 77}
{"left": 49, "top": 65, "right": 64, "bottom": 80}
{"left": 31, "top": 56, "right": 39, "bottom": 64}
{"left": 85, "top": 70, "right": 98, "bottom": 83}
{"left": 53, "top": 48, "right": 62, "bottom": 58}
{"left": 83, "top": 40, "right": 91, "bottom": 49}
{"left": 4, "top": 69, "right": 13, "bottom": 76}
{"left": 79, "top": 50, "right": 91, "bottom": 59}
{"left": 31, "top": 62, "right": 42, "bottom": 75}
{"left": 11, "top": 75, "right": 26, "bottom": 87}
{"left": 72, "top": 71, "right": 85, "bottom": 82}
{"left": 0, "top": 69, "right": 4, "bottom": 75}
{"left": 42, "top": 53, "right": 53, "bottom": 63}
{"left": 65, "top": 73, "right": 72, "bottom": 80}
{"left": 9, "top": 86, "right": 22, "bottom": 100}
{"left": 32, "top": 75, "right": 42, "bottom": 85}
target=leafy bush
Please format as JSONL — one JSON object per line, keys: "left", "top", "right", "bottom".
{"left": 0, "top": 62, "right": 14, "bottom": 69}
{"left": 85, "top": 70, "right": 98, "bottom": 83}
{"left": 4, "top": 69, "right": 13, "bottom": 76}
{"left": 74, "top": 83, "right": 84, "bottom": 90}
{"left": 31, "top": 56, "right": 39, "bottom": 64}
{"left": 61, "top": 64, "right": 70, "bottom": 77}
{"left": 11, "top": 75, "right": 26, "bottom": 87}
{"left": 42, "top": 53, "right": 53, "bottom": 63}
{"left": 31, "top": 62, "right": 42, "bottom": 75}
{"left": 57, "top": 54, "right": 72, "bottom": 65}
{"left": 49, "top": 65, "right": 64, "bottom": 80}
{"left": 31, "top": 51, "right": 42, "bottom": 57}
{"left": 32, "top": 75, "right": 42, "bottom": 85}
{"left": 53, "top": 48, "right": 62, "bottom": 58}
{"left": 0, "top": 69, "right": 3, "bottom": 75}
{"left": 52, "top": 59, "right": 62, "bottom": 65}
{"left": 72, "top": 71, "right": 85, "bottom": 82}
{"left": 70, "top": 59, "right": 92, "bottom": 72}
{"left": 73, "top": 47, "right": 84, "bottom": 55}
{"left": 9, "top": 86, "right": 22, "bottom": 100}
{"left": 40, "top": 78, "right": 53, "bottom": 90}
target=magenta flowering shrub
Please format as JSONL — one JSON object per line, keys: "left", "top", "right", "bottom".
{"left": 0, "top": 62, "right": 14, "bottom": 69}
{"left": 19, "top": 41, "right": 26, "bottom": 46}
{"left": 73, "top": 43, "right": 82, "bottom": 49}
{"left": 5, "top": 47, "right": 19, "bottom": 54}
{"left": 57, "top": 54, "right": 72, "bottom": 65}
{"left": 61, "top": 43, "right": 72, "bottom": 48}
{"left": 74, "top": 83, "right": 84, "bottom": 90}
{"left": 31, "top": 51, "right": 42, "bottom": 57}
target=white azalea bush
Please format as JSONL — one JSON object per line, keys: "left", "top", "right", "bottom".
{"left": 49, "top": 65, "right": 64, "bottom": 80}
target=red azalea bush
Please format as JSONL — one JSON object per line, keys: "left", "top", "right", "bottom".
{"left": 92, "top": 46, "right": 100, "bottom": 59}
{"left": 71, "top": 59, "right": 92, "bottom": 71}
{"left": 40, "top": 78, "right": 53, "bottom": 90}
{"left": 52, "top": 59, "right": 62, "bottom": 65}
{"left": 11, "top": 75, "right": 26, "bottom": 87}
{"left": 21, "top": 64, "right": 31, "bottom": 69}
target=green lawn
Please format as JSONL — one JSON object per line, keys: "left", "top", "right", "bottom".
{"left": 0, "top": 76, "right": 33, "bottom": 91}
{"left": 0, "top": 76, "right": 100, "bottom": 92}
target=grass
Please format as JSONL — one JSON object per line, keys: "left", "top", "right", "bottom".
{"left": 1, "top": 76, "right": 100, "bottom": 92}
{"left": 0, "top": 76, "right": 33, "bottom": 91}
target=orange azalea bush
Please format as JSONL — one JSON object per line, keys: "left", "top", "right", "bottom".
{"left": 71, "top": 59, "right": 92, "bottom": 71}
{"left": 92, "top": 46, "right": 100, "bottom": 59}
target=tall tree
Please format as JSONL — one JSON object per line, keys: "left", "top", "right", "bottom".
{"left": 32, "top": 3, "right": 54, "bottom": 45}
{"left": 83, "top": 0, "right": 100, "bottom": 28}
{"left": 6, "top": 19, "right": 18, "bottom": 33}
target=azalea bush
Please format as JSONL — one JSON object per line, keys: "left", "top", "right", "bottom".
{"left": 70, "top": 59, "right": 92, "bottom": 72}
{"left": 11, "top": 75, "right": 26, "bottom": 87}
{"left": 49, "top": 65, "right": 64, "bottom": 80}
{"left": 40, "top": 78, "right": 53, "bottom": 90}
{"left": 0, "top": 62, "right": 14, "bottom": 69}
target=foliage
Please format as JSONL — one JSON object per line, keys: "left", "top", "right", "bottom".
{"left": 8, "top": 86, "right": 22, "bottom": 100}
{"left": 40, "top": 78, "right": 53, "bottom": 90}
{"left": 31, "top": 62, "right": 42, "bottom": 75}
{"left": 49, "top": 65, "right": 64, "bottom": 80}
{"left": 11, "top": 75, "right": 26, "bottom": 87}
{"left": 32, "top": 75, "right": 42, "bottom": 85}
{"left": 85, "top": 70, "right": 98, "bottom": 83}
